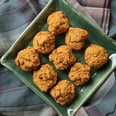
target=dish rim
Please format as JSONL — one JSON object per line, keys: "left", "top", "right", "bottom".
{"left": 0, "top": 0, "right": 116, "bottom": 116}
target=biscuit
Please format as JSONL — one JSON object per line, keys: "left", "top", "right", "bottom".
{"left": 68, "top": 62, "right": 91, "bottom": 86}
{"left": 49, "top": 45, "right": 76, "bottom": 70}
{"left": 47, "top": 11, "right": 70, "bottom": 35}
{"left": 50, "top": 80, "right": 75, "bottom": 105}
{"left": 33, "top": 31, "right": 55, "bottom": 54}
{"left": 65, "top": 27, "right": 88, "bottom": 50}
{"left": 33, "top": 64, "right": 57, "bottom": 92}
{"left": 15, "top": 46, "right": 41, "bottom": 71}
{"left": 84, "top": 44, "right": 108, "bottom": 69}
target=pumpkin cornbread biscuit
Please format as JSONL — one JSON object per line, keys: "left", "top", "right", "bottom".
{"left": 33, "top": 64, "right": 57, "bottom": 92}
{"left": 65, "top": 27, "right": 88, "bottom": 50}
{"left": 68, "top": 62, "right": 91, "bottom": 86}
{"left": 15, "top": 46, "right": 41, "bottom": 71}
{"left": 33, "top": 31, "right": 55, "bottom": 54}
{"left": 50, "top": 80, "right": 75, "bottom": 106}
{"left": 49, "top": 45, "right": 76, "bottom": 70}
{"left": 84, "top": 44, "right": 108, "bottom": 69}
{"left": 47, "top": 11, "right": 70, "bottom": 35}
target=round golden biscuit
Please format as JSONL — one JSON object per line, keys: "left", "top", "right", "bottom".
{"left": 65, "top": 27, "right": 88, "bottom": 50}
{"left": 50, "top": 80, "right": 75, "bottom": 106}
{"left": 47, "top": 11, "right": 70, "bottom": 35}
{"left": 33, "top": 31, "right": 55, "bottom": 54}
{"left": 15, "top": 46, "right": 41, "bottom": 71}
{"left": 33, "top": 64, "right": 57, "bottom": 92}
{"left": 49, "top": 45, "right": 76, "bottom": 70}
{"left": 68, "top": 62, "right": 91, "bottom": 86}
{"left": 84, "top": 44, "right": 108, "bottom": 69}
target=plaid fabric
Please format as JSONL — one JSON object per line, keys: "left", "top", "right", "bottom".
{"left": 0, "top": 0, "right": 49, "bottom": 114}
{"left": 68, "top": 0, "right": 110, "bottom": 33}
{"left": 0, "top": 0, "right": 116, "bottom": 116}
{"left": 0, "top": 0, "right": 42, "bottom": 56}
{"left": 109, "top": 0, "right": 116, "bottom": 40}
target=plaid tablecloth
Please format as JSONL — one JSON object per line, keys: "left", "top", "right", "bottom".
{"left": 0, "top": 0, "right": 116, "bottom": 116}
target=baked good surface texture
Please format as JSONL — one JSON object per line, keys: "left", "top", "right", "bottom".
{"left": 68, "top": 62, "right": 91, "bottom": 86}
{"left": 84, "top": 44, "right": 108, "bottom": 69}
{"left": 15, "top": 46, "right": 41, "bottom": 71}
{"left": 47, "top": 11, "right": 70, "bottom": 35}
{"left": 33, "top": 64, "right": 57, "bottom": 92}
{"left": 65, "top": 27, "right": 88, "bottom": 50}
{"left": 49, "top": 45, "right": 76, "bottom": 70}
{"left": 33, "top": 31, "right": 55, "bottom": 54}
{"left": 50, "top": 80, "right": 75, "bottom": 105}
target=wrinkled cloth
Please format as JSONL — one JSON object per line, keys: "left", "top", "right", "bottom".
{"left": 0, "top": 0, "right": 116, "bottom": 116}
{"left": 68, "top": 0, "right": 110, "bottom": 34}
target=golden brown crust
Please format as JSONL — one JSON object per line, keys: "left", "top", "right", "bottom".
{"left": 33, "top": 64, "right": 57, "bottom": 92}
{"left": 47, "top": 11, "right": 70, "bottom": 35}
{"left": 33, "top": 31, "right": 55, "bottom": 54}
{"left": 49, "top": 45, "right": 76, "bottom": 70}
{"left": 50, "top": 80, "right": 75, "bottom": 105}
{"left": 65, "top": 27, "right": 88, "bottom": 50}
{"left": 15, "top": 46, "right": 41, "bottom": 71}
{"left": 68, "top": 62, "right": 91, "bottom": 86}
{"left": 84, "top": 44, "right": 108, "bottom": 69}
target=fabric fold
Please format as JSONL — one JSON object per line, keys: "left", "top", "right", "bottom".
{"left": 77, "top": 0, "right": 110, "bottom": 8}
{"left": 67, "top": 0, "right": 110, "bottom": 33}
{"left": 0, "top": 0, "right": 116, "bottom": 116}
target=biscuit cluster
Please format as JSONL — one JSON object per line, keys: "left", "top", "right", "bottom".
{"left": 15, "top": 11, "right": 108, "bottom": 106}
